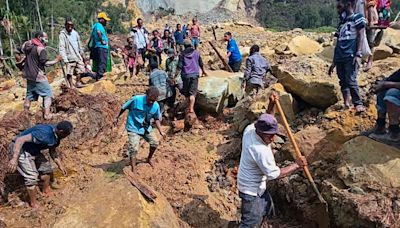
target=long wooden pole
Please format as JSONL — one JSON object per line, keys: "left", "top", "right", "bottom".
{"left": 208, "top": 40, "right": 233, "bottom": 72}
{"left": 275, "top": 100, "right": 327, "bottom": 205}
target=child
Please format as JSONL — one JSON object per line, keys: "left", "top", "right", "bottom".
{"left": 123, "top": 37, "right": 137, "bottom": 78}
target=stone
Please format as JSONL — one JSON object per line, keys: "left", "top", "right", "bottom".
{"left": 373, "top": 45, "right": 393, "bottom": 61}
{"left": 271, "top": 83, "right": 298, "bottom": 123}
{"left": 240, "top": 46, "right": 251, "bottom": 58}
{"left": 288, "top": 35, "right": 323, "bottom": 56}
{"left": 382, "top": 28, "right": 400, "bottom": 48}
{"left": 336, "top": 136, "right": 400, "bottom": 189}
{"left": 274, "top": 43, "right": 288, "bottom": 55}
{"left": 79, "top": 80, "right": 117, "bottom": 95}
{"left": 196, "top": 71, "right": 243, "bottom": 113}
{"left": 234, "top": 21, "right": 253, "bottom": 27}
{"left": 272, "top": 57, "right": 341, "bottom": 109}
{"left": 53, "top": 179, "right": 180, "bottom": 228}
{"left": 260, "top": 46, "right": 275, "bottom": 58}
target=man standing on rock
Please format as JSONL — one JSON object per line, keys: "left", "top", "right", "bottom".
{"left": 189, "top": 18, "right": 201, "bottom": 50}
{"left": 223, "top": 32, "right": 242, "bottom": 72}
{"left": 22, "top": 31, "right": 62, "bottom": 120}
{"left": 242, "top": 45, "right": 270, "bottom": 95}
{"left": 237, "top": 94, "right": 307, "bottom": 227}
{"left": 370, "top": 69, "right": 400, "bottom": 142}
{"left": 7, "top": 121, "right": 73, "bottom": 209}
{"left": 130, "top": 18, "right": 149, "bottom": 73}
{"left": 59, "top": 17, "right": 85, "bottom": 88}
{"left": 177, "top": 39, "right": 208, "bottom": 114}
{"left": 115, "top": 87, "right": 166, "bottom": 171}
{"left": 329, "top": 0, "right": 366, "bottom": 112}
{"left": 89, "top": 12, "right": 110, "bottom": 80}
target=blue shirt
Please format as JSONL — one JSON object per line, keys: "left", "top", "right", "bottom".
{"left": 334, "top": 13, "right": 366, "bottom": 62}
{"left": 174, "top": 30, "right": 185, "bottom": 45}
{"left": 15, "top": 124, "right": 59, "bottom": 156}
{"left": 92, "top": 22, "right": 108, "bottom": 49}
{"left": 123, "top": 95, "right": 161, "bottom": 134}
{"left": 227, "top": 38, "right": 242, "bottom": 64}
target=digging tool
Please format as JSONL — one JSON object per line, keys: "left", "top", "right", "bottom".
{"left": 46, "top": 46, "right": 71, "bottom": 88}
{"left": 208, "top": 40, "right": 233, "bottom": 72}
{"left": 275, "top": 99, "right": 330, "bottom": 227}
{"left": 212, "top": 26, "right": 217, "bottom": 41}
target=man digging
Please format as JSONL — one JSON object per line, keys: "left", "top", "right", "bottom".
{"left": 115, "top": 87, "right": 166, "bottom": 171}
{"left": 7, "top": 121, "right": 73, "bottom": 209}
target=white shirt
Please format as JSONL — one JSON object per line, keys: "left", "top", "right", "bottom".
{"left": 237, "top": 124, "right": 281, "bottom": 196}
{"left": 130, "top": 26, "right": 148, "bottom": 50}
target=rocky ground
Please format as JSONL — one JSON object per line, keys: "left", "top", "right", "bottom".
{"left": 0, "top": 18, "right": 400, "bottom": 228}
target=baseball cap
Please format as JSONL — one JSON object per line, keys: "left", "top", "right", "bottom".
{"left": 98, "top": 12, "right": 111, "bottom": 21}
{"left": 255, "top": 114, "right": 279, "bottom": 135}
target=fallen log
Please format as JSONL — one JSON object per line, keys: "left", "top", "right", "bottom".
{"left": 123, "top": 167, "right": 157, "bottom": 202}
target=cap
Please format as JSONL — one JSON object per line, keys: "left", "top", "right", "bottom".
{"left": 255, "top": 114, "right": 279, "bottom": 135}
{"left": 98, "top": 12, "right": 111, "bottom": 21}
{"left": 183, "top": 39, "right": 192, "bottom": 47}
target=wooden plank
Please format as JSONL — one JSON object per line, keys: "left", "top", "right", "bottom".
{"left": 208, "top": 41, "right": 233, "bottom": 72}
{"left": 123, "top": 167, "right": 157, "bottom": 202}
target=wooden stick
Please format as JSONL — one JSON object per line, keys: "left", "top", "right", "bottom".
{"left": 208, "top": 40, "right": 233, "bottom": 72}
{"left": 123, "top": 167, "right": 157, "bottom": 202}
{"left": 275, "top": 100, "right": 327, "bottom": 205}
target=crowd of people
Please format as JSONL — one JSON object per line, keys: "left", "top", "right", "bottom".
{"left": 5, "top": 0, "right": 400, "bottom": 226}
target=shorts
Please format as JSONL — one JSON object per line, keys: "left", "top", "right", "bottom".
{"left": 245, "top": 83, "right": 261, "bottom": 95}
{"left": 26, "top": 80, "right": 53, "bottom": 101}
{"left": 191, "top": 37, "right": 200, "bottom": 47}
{"left": 239, "top": 191, "right": 274, "bottom": 228}
{"left": 66, "top": 60, "right": 85, "bottom": 76}
{"left": 127, "top": 131, "right": 159, "bottom": 158}
{"left": 9, "top": 143, "right": 52, "bottom": 187}
{"left": 182, "top": 75, "right": 199, "bottom": 97}
{"left": 229, "top": 61, "right": 242, "bottom": 72}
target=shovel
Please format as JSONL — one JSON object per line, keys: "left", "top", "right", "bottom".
{"left": 275, "top": 99, "right": 330, "bottom": 227}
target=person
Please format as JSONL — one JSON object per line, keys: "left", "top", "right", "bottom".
{"left": 177, "top": 39, "right": 207, "bottom": 114}
{"left": 115, "top": 87, "right": 166, "bottom": 171}
{"left": 122, "top": 37, "right": 138, "bottom": 78}
{"left": 328, "top": 0, "right": 366, "bottom": 112}
{"left": 242, "top": 45, "right": 270, "bottom": 95}
{"left": 364, "top": 0, "right": 384, "bottom": 71}
{"left": 149, "top": 30, "right": 163, "bottom": 66}
{"left": 223, "top": 32, "right": 242, "bottom": 73}
{"left": 7, "top": 121, "right": 73, "bottom": 209}
{"left": 149, "top": 61, "right": 174, "bottom": 114}
{"left": 22, "top": 31, "right": 62, "bottom": 120}
{"left": 130, "top": 18, "right": 149, "bottom": 73}
{"left": 162, "top": 30, "right": 176, "bottom": 55}
{"left": 174, "top": 24, "right": 185, "bottom": 54}
{"left": 369, "top": 69, "right": 400, "bottom": 141}
{"left": 190, "top": 18, "right": 201, "bottom": 49}
{"left": 165, "top": 48, "right": 180, "bottom": 111}
{"left": 237, "top": 94, "right": 307, "bottom": 227}
{"left": 59, "top": 17, "right": 85, "bottom": 88}
{"left": 89, "top": 12, "right": 110, "bottom": 80}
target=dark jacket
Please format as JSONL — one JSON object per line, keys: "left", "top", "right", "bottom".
{"left": 244, "top": 52, "right": 270, "bottom": 87}
{"left": 177, "top": 47, "right": 203, "bottom": 77}
{"left": 22, "top": 39, "right": 47, "bottom": 82}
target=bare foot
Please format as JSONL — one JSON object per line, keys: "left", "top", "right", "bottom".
{"left": 42, "top": 188, "right": 53, "bottom": 198}
{"left": 30, "top": 202, "right": 40, "bottom": 210}
{"left": 355, "top": 105, "right": 366, "bottom": 113}
{"left": 364, "top": 63, "right": 373, "bottom": 72}
{"left": 43, "top": 113, "right": 53, "bottom": 120}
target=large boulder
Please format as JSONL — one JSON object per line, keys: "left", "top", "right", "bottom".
{"left": 272, "top": 57, "right": 341, "bottom": 109}
{"left": 79, "top": 80, "right": 117, "bottom": 95}
{"left": 271, "top": 83, "right": 298, "bottom": 123}
{"left": 336, "top": 136, "right": 400, "bottom": 189}
{"left": 196, "top": 71, "right": 243, "bottom": 113}
{"left": 373, "top": 44, "right": 393, "bottom": 61}
{"left": 382, "top": 28, "right": 400, "bottom": 49}
{"left": 288, "top": 35, "right": 323, "bottom": 56}
{"left": 53, "top": 178, "right": 181, "bottom": 228}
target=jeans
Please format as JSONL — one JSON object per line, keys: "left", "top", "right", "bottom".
{"left": 239, "top": 191, "right": 274, "bottom": 228}
{"left": 376, "top": 88, "right": 400, "bottom": 114}
{"left": 336, "top": 61, "right": 362, "bottom": 105}
{"left": 94, "top": 47, "right": 108, "bottom": 78}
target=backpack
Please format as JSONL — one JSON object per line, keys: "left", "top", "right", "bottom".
{"left": 377, "top": 0, "right": 391, "bottom": 27}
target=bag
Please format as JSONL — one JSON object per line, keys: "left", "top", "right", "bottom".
{"left": 377, "top": 0, "right": 391, "bottom": 27}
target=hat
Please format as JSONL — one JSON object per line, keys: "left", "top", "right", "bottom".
{"left": 98, "top": 12, "right": 111, "bottom": 21}
{"left": 255, "top": 114, "right": 279, "bottom": 135}
{"left": 183, "top": 39, "right": 192, "bottom": 47}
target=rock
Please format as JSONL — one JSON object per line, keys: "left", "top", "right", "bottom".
{"left": 274, "top": 43, "right": 288, "bottom": 55}
{"left": 382, "top": 28, "right": 400, "bottom": 48}
{"left": 337, "top": 136, "right": 400, "bottom": 189}
{"left": 317, "top": 46, "right": 334, "bottom": 63}
{"left": 0, "top": 79, "right": 16, "bottom": 91}
{"left": 234, "top": 21, "right": 253, "bottom": 27}
{"left": 240, "top": 46, "right": 251, "bottom": 58}
{"left": 79, "top": 80, "right": 117, "bottom": 95}
{"left": 260, "top": 46, "right": 275, "bottom": 58}
{"left": 350, "top": 186, "right": 365, "bottom": 195}
{"left": 292, "top": 28, "right": 303, "bottom": 33}
{"left": 271, "top": 83, "right": 298, "bottom": 123}
{"left": 53, "top": 179, "right": 180, "bottom": 228}
{"left": 272, "top": 57, "right": 341, "bottom": 109}
{"left": 288, "top": 36, "right": 323, "bottom": 56}
{"left": 196, "top": 71, "right": 243, "bottom": 113}
{"left": 373, "top": 45, "right": 393, "bottom": 61}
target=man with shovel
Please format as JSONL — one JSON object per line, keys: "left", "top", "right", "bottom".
{"left": 237, "top": 94, "right": 308, "bottom": 227}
